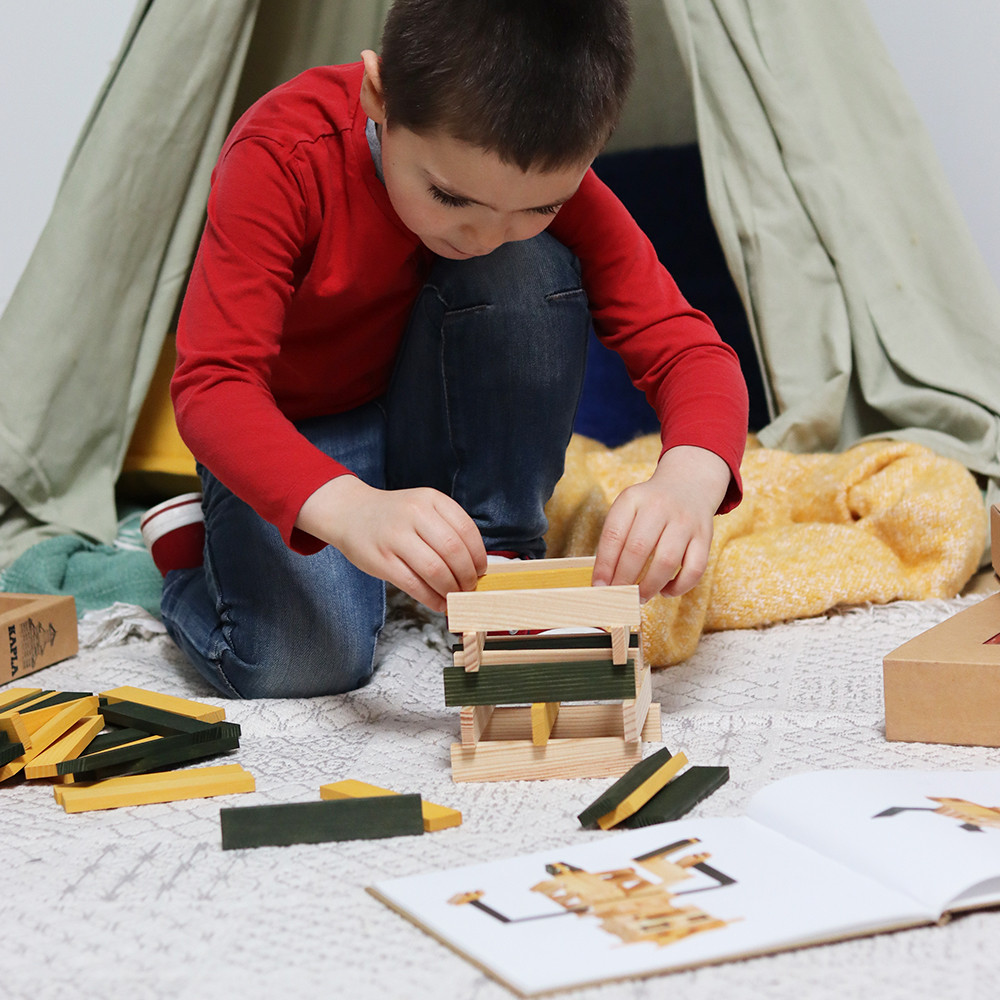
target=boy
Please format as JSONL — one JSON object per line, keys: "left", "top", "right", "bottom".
{"left": 145, "top": 0, "right": 748, "bottom": 698}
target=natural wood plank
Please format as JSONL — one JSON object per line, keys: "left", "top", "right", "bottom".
{"left": 622, "top": 667, "right": 652, "bottom": 744}
{"left": 462, "top": 630, "right": 485, "bottom": 673}
{"left": 450, "top": 737, "right": 643, "bottom": 782}
{"left": 479, "top": 556, "right": 595, "bottom": 575}
{"left": 453, "top": 632, "right": 639, "bottom": 668}
{"left": 480, "top": 702, "right": 661, "bottom": 742}
{"left": 447, "top": 585, "right": 641, "bottom": 632}
{"left": 443, "top": 659, "right": 637, "bottom": 707}
{"left": 459, "top": 705, "right": 494, "bottom": 746}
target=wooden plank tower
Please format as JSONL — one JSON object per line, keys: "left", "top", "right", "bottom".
{"left": 444, "top": 557, "right": 661, "bottom": 781}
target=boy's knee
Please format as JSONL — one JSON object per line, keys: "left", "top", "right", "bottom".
{"left": 430, "top": 232, "right": 583, "bottom": 309}
{"left": 222, "top": 621, "right": 379, "bottom": 699}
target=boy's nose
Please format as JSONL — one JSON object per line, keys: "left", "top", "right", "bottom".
{"left": 466, "top": 219, "right": 509, "bottom": 255}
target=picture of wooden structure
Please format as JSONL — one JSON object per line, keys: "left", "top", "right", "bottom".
{"left": 448, "top": 837, "right": 736, "bottom": 948}
{"left": 443, "top": 556, "right": 661, "bottom": 781}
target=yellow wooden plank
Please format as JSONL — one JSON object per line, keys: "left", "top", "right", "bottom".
{"left": 319, "top": 778, "right": 462, "bottom": 832}
{"left": 98, "top": 685, "right": 226, "bottom": 723}
{"left": 57, "top": 763, "right": 255, "bottom": 812}
{"left": 475, "top": 565, "right": 594, "bottom": 591}
{"left": 530, "top": 702, "right": 560, "bottom": 746}
{"left": 0, "top": 687, "right": 42, "bottom": 711}
{"left": 447, "top": 585, "right": 641, "bottom": 633}
{"left": 596, "top": 751, "right": 689, "bottom": 830}
{"left": 0, "top": 696, "right": 100, "bottom": 782}
{"left": 24, "top": 715, "right": 105, "bottom": 779}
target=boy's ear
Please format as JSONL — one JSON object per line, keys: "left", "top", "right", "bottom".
{"left": 360, "top": 49, "right": 387, "bottom": 124}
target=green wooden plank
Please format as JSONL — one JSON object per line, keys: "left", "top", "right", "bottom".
{"left": 97, "top": 700, "right": 216, "bottom": 735}
{"left": 20, "top": 691, "right": 94, "bottom": 713}
{"left": 0, "top": 690, "right": 56, "bottom": 713}
{"left": 57, "top": 722, "right": 241, "bottom": 779}
{"left": 78, "top": 728, "right": 150, "bottom": 756}
{"left": 220, "top": 795, "right": 425, "bottom": 850}
{"left": 617, "top": 766, "right": 730, "bottom": 828}
{"left": 443, "top": 658, "right": 637, "bottom": 706}
{"left": 0, "top": 740, "right": 25, "bottom": 766}
{"left": 578, "top": 747, "right": 675, "bottom": 829}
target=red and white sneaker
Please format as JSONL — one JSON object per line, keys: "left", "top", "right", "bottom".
{"left": 140, "top": 492, "right": 205, "bottom": 576}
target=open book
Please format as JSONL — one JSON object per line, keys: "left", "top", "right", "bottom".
{"left": 369, "top": 769, "right": 1000, "bottom": 997}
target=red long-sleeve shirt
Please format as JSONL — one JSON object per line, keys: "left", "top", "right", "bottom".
{"left": 174, "top": 63, "right": 748, "bottom": 554}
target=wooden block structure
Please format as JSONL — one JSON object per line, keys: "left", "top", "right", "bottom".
{"left": 444, "top": 557, "right": 661, "bottom": 781}
{"left": 883, "top": 503, "right": 1000, "bottom": 747}
{"left": 0, "top": 683, "right": 253, "bottom": 811}
{"left": 0, "top": 594, "right": 77, "bottom": 684}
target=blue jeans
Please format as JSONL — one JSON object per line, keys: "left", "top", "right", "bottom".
{"left": 161, "top": 232, "right": 591, "bottom": 697}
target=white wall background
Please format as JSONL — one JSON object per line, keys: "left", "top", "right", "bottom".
{"left": 865, "top": 0, "right": 1000, "bottom": 290}
{"left": 0, "top": 0, "right": 997, "bottom": 317}
{"left": 0, "top": 0, "right": 135, "bottom": 313}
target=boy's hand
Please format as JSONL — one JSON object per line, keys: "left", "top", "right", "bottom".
{"left": 296, "top": 477, "right": 487, "bottom": 612}
{"left": 591, "top": 446, "right": 731, "bottom": 602}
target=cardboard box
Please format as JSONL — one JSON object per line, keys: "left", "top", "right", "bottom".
{"left": 0, "top": 594, "right": 78, "bottom": 686}
{"left": 883, "top": 504, "right": 1000, "bottom": 747}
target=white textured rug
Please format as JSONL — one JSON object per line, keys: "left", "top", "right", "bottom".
{"left": 5, "top": 594, "right": 999, "bottom": 999}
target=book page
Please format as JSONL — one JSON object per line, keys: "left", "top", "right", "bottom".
{"left": 370, "top": 816, "right": 927, "bottom": 997}
{"left": 746, "top": 769, "right": 1000, "bottom": 915}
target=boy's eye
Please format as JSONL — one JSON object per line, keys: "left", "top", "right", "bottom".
{"left": 429, "top": 186, "right": 471, "bottom": 208}
{"left": 529, "top": 203, "right": 561, "bottom": 216}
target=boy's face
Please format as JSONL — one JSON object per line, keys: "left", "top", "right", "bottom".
{"left": 378, "top": 125, "right": 590, "bottom": 260}
{"left": 360, "top": 50, "right": 590, "bottom": 260}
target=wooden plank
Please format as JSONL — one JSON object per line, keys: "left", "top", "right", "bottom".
{"left": 609, "top": 626, "right": 628, "bottom": 665}
{"left": 220, "top": 795, "right": 424, "bottom": 850}
{"left": 24, "top": 716, "right": 105, "bottom": 779}
{"left": 595, "top": 752, "right": 687, "bottom": 829}
{"left": 622, "top": 666, "right": 652, "bottom": 744}
{"left": 78, "top": 728, "right": 152, "bottom": 756}
{"left": 480, "top": 702, "right": 661, "bottom": 742}
{"left": 462, "top": 631, "right": 485, "bottom": 673}
{"left": 475, "top": 564, "right": 594, "bottom": 591}
{"left": 447, "top": 585, "right": 641, "bottom": 633}
{"left": 0, "top": 697, "right": 100, "bottom": 781}
{"left": 443, "top": 659, "right": 637, "bottom": 707}
{"left": 58, "top": 763, "right": 255, "bottom": 813}
{"left": 99, "top": 685, "right": 226, "bottom": 723}
{"left": 57, "top": 722, "right": 240, "bottom": 780}
{"left": 0, "top": 688, "right": 43, "bottom": 712}
{"left": 97, "top": 700, "right": 219, "bottom": 735}
{"left": 479, "top": 556, "right": 595, "bottom": 575}
{"left": 450, "top": 737, "right": 643, "bottom": 782}
{"left": 319, "top": 779, "right": 462, "bottom": 832}
{"left": 617, "top": 766, "right": 730, "bottom": 828}
{"left": 459, "top": 705, "right": 494, "bottom": 746}
{"left": 530, "top": 702, "right": 560, "bottom": 746}
{"left": 578, "top": 746, "right": 684, "bottom": 829}
{"left": 453, "top": 632, "right": 639, "bottom": 668}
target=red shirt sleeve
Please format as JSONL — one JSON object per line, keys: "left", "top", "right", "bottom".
{"left": 549, "top": 169, "right": 748, "bottom": 512}
{"left": 173, "top": 137, "right": 353, "bottom": 554}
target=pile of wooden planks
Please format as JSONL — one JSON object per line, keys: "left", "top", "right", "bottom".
{"left": 0, "top": 684, "right": 253, "bottom": 812}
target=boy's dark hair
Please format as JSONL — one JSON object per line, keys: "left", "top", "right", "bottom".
{"left": 379, "top": 0, "right": 635, "bottom": 171}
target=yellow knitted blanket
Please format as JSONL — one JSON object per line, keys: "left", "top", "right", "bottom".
{"left": 544, "top": 434, "right": 986, "bottom": 667}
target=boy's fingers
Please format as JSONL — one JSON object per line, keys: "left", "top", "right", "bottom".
{"left": 592, "top": 503, "right": 637, "bottom": 586}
